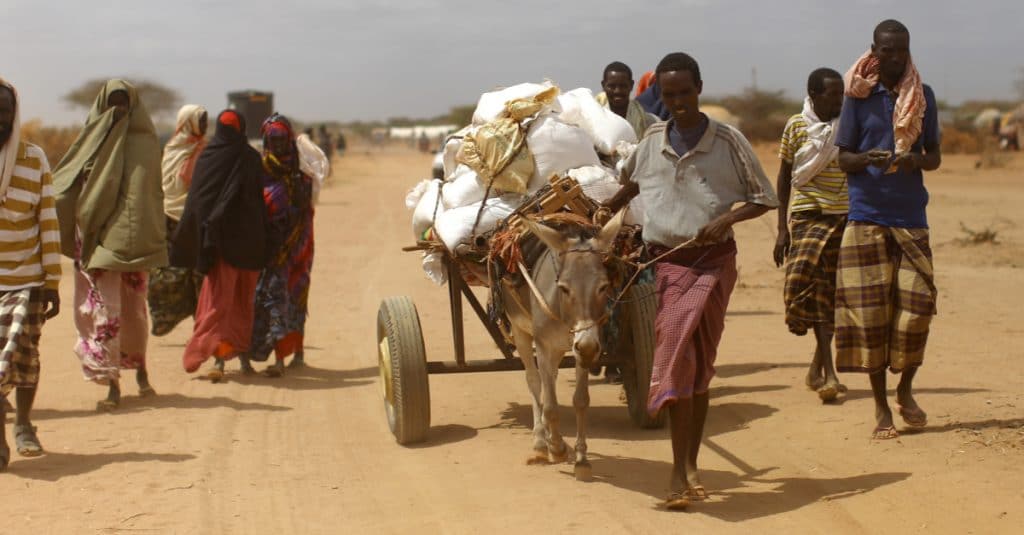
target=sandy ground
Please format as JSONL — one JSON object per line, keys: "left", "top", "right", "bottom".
{"left": 2, "top": 145, "right": 1022, "bottom": 535}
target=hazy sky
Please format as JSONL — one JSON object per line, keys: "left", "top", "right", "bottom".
{"left": 4, "top": 0, "right": 1021, "bottom": 125}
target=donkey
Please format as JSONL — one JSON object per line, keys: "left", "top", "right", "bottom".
{"left": 501, "top": 211, "right": 624, "bottom": 481}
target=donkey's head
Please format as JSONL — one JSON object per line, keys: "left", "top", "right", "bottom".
{"left": 524, "top": 211, "right": 625, "bottom": 367}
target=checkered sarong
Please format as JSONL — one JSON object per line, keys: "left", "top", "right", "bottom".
{"left": 647, "top": 241, "right": 737, "bottom": 415}
{"left": 783, "top": 212, "right": 846, "bottom": 335}
{"left": 0, "top": 288, "right": 45, "bottom": 396}
{"left": 835, "top": 222, "right": 936, "bottom": 373}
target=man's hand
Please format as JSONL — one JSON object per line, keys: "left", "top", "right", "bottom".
{"left": 42, "top": 289, "right": 60, "bottom": 320}
{"left": 773, "top": 229, "right": 790, "bottom": 267}
{"left": 865, "top": 149, "right": 893, "bottom": 168}
{"left": 891, "top": 152, "right": 921, "bottom": 172}
{"left": 695, "top": 213, "right": 734, "bottom": 244}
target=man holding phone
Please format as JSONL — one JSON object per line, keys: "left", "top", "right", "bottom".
{"left": 834, "top": 19, "right": 941, "bottom": 440}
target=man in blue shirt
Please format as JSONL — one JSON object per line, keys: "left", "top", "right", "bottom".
{"left": 834, "top": 19, "right": 941, "bottom": 440}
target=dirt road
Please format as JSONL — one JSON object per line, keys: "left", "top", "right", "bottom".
{"left": 2, "top": 147, "right": 1021, "bottom": 534}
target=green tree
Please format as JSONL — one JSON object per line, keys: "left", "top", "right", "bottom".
{"left": 63, "top": 77, "right": 182, "bottom": 117}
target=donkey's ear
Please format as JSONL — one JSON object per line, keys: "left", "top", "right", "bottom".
{"left": 593, "top": 208, "right": 626, "bottom": 253}
{"left": 523, "top": 218, "right": 569, "bottom": 254}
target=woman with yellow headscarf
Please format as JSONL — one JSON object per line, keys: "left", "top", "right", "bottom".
{"left": 52, "top": 79, "right": 166, "bottom": 411}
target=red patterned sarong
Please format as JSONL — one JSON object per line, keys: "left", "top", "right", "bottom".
{"left": 647, "top": 241, "right": 737, "bottom": 415}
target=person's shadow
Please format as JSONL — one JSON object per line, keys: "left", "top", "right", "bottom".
{"left": 582, "top": 453, "right": 910, "bottom": 520}
{"left": 208, "top": 363, "right": 376, "bottom": 392}
{"left": 23, "top": 393, "right": 292, "bottom": 422}
{"left": 6, "top": 451, "right": 195, "bottom": 482}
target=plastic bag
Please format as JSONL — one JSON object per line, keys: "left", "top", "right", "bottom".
{"left": 457, "top": 117, "right": 535, "bottom": 194}
{"left": 296, "top": 133, "right": 329, "bottom": 204}
{"left": 422, "top": 251, "right": 448, "bottom": 286}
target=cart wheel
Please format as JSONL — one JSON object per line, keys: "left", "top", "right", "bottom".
{"left": 377, "top": 296, "right": 430, "bottom": 444}
{"left": 620, "top": 282, "right": 667, "bottom": 429}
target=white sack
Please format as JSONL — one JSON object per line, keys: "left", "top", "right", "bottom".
{"left": 411, "top": 179, "right": 444, "bottom": 239}
{"left": 567, "top": 165, "right": 621, "bottom": 203}
{"left": 557, "top": 88, "right": 637, "bottom": 155}
{"left": 525, "top": 115, "right": 600, "bottom": 192}
{"left": 434, "top": 195, "right": 521, "bottom": 251}
{"left": 472, "top": 82, "right": 560, "bottom": 125}
{"left": 441, "top": 166, "right": 487, "bottom": 209}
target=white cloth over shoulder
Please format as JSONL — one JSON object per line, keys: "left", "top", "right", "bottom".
{"left": 791, "top": 97, "right": 839, "bottom": 189}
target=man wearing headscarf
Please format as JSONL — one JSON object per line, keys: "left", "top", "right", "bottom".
{"left": 147, "top": 104, "right": 207, "bottom": 337}
{"left": 248, "top": 114, "right": 315, "bottom": 377}
{"left": 171, "top": 110, "right": 267, "bottom": 380}
{"left": 834, "top": 20, "right": 941, "bottom": 440}
{"left": 0, "top": 77, "right": 62, "bottom": 468}
{"left": 52, "top": 79, "right": 166, "bottom": 411}
{"left": 774, "top": 68, "right": 848, "bottom": 403}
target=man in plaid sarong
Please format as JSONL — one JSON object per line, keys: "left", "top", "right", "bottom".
{"left": 774, "top": 67, "right": 848, "bottom": 402}
{"left": 602, "top": 53, "right": 778, "bottom": 509}
{"left": 0, "top": 79, "right": 62, "bottom": 470}
{"left": 835, "top": 20, "right": 941, "bottom": 440}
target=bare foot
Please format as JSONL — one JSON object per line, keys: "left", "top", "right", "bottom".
{"left": 287, "top": 354, "right": 305, "bottom": 369}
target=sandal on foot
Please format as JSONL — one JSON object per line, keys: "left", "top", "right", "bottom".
{"left": 96, "top": 399, "right": 119, "bottom": 412}
{"left": 138, "top": 386, "right": 157, "bottom": 398}
{"left": 286, "top": 357, "right": 305, "bottom": 369}
{"left": 13, "top": 424, "right": 43, "bottom": 457}
{"left": 817, "top": 384, "right": 839, "bottom": 402}
{"left": 686, "top": 485, "right": 708, "bottom": 501}
{"left": 207, "top": 369, "right": 225, "bottom": 383}
{"left": 663, "top": 491, "right": 690, "bottom": 511}
{"left": 805, "top": 375, "right": 825, "bottom": 391}
{"left": 898, "top": 405, "right": 927, "bottom": 428}
{"left": 263, "top": 365, "right": 284, "bottom": 378}
{"left": 872, "top": 425, "right": 899, "bottom": 440}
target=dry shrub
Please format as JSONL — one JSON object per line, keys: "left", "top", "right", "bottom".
{"left": 955, "top": 222, "right": 999, "bottom": 245}
{"left": 19, "top": 120, "right": 81, "bottom": 164}
{"left": 941, "top": 126, "right": 982, "bottom": 154}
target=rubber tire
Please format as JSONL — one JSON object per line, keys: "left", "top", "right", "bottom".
{"left": 620, "top": 282, "right": 667, "bottom": 429}
{"left": 377, "top": 297, "right": 430, "bottom": 444}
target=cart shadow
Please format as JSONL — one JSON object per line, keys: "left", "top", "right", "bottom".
{"left": 25, "top": 393, "right": 292, "bottom": 422}
{"left": 577, "top": 455, "right": 910, "bottom": 521}
{"left": 494, "top": 401, "right": 778, "bottom": 442}
{"left": 212, "top": 364, "right": 376, "bottom": 391}
{"left": 5, "top": 451, "right": 196, "bottom": 482}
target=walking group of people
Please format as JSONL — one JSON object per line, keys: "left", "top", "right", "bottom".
{"left": 0, "top": 78, "right": 316, "bottom": 471}
{"left": 2, "top": 17, "right": 941, "bottom": 514}
{"left": 596, "top": 19, "right": 940, "bottom": 509}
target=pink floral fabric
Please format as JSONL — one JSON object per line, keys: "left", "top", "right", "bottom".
{"left": 73, "top": 266, "right": 150, "bottom": 383}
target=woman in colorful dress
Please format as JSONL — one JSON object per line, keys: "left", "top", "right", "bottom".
{"left": 148, "top": 104, "right": 207, "bottom": 336}
{"left": 171, "top": 110, "right": 266, "bottom": 380}
{"left": 52, "top": 80, "right": 166, "bottom": 410}
{"left": 248, "top": 114, "right": 314, "bottom": 377}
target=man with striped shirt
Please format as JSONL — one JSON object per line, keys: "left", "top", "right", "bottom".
{"left": 774, "top": 68, "right": 847, "bottom": 402}
{"left": 0, "top": 78, "right": 62, "bottom": 470}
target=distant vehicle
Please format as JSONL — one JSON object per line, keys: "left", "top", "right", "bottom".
{"left": 227, "top": 90, "right": 274, "bottom": 141}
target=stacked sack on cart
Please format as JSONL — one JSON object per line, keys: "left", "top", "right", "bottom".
{"left": 405, "top": 82, "right": 645, "bottom": 284}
